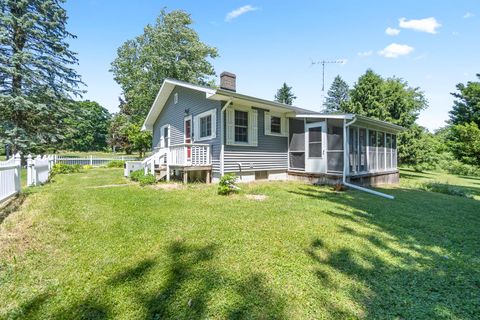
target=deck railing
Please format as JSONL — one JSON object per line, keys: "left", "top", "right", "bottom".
{"left": 169, "top": 143, "right": 210, "bottom": 166}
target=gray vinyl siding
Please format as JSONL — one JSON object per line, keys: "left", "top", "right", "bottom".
{"left": 152, "top": 86, "right": 222, "bottom": 174}
{"left": 224, "top": 108, "right": 288, "bottom": 173}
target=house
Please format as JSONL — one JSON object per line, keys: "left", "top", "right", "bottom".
{"left": 140, "top": 72, "right": 404, "bottom": 187}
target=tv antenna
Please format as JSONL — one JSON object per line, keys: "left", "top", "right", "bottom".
{"left": 310, "top": 59, "right": 346, "bottom": 110}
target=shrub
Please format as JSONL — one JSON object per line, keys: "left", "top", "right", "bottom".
{"left": 440, "top": 160, "right": 480, "bottom": 177}
{"left": 218, "top": 174, "right": 240, "bottom": 195}
{"left": 107, "top": 160, "right": 125, "bottom": 168}
{"left": 130, "top": 170, "right": 144, "bottom": 182}
{"left": 51, "top": 164, "right": 82, "bottom": 175}
{"left": 420, "top": 181, "right": 472, "bottom": 199}
{"left": 138, "top": 174, "right": 156, "bottom": 186}
{"left": 129, "top": 170, "right": 156, "bottom": 186}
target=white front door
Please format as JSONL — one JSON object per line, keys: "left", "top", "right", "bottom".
{"left": 305, "top": 122, "right": 326, "bottom": 173}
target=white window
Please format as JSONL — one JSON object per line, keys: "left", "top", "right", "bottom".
{"left": 160, "top": 124, "right": 170, "bottom": 148}
{"left": 194, "top": 109, "right": 216, "bottom": 141}
{"left": 264, "top": 112, "right": 288, "bottom": 136}
{"left": 226, "top": 106, "right": 258, "bottom": 147}
{"left": 174, "top": 92, "right": 178, "bottom": 104}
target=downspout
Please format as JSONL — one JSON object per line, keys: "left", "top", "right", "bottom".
{"left": 343, "top": 117, "right": 394, "bottom": 200}
{"left": 220, "top": 99, "right": 233, "bottom": 176}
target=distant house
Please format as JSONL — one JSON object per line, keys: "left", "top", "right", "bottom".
{"left": 140, "top": 72, "right": 403, "bottom": 186}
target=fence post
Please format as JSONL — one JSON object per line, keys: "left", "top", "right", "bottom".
{"left": 14, "top": 153, "right": 21, "bottom": 192}
{"left": 27, "top": 154, "right": 34, "bottom": 186}
{"left": 90, "top": 155, "right": 93, "bottom": 166}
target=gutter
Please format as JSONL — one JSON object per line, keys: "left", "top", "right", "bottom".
{"left": 220, "top": 99, "right": 233, "bottom": 176}
{"left": 342, "top": 117, "right": 394, "bottom": 200}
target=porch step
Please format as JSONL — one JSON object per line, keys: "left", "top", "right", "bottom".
{"left": 154, "top": 166, "right": 168, "bottom": 181}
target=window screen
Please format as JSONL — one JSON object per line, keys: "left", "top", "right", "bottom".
{"left": 200, "top": 115, "right": 212, "bottom": 138}
{"left": 368, "top": 130, "right": 377, "bottom": 171}
{"left": 377, "top": 132, "right": 385, "bottom": 170}
{"left": 271, "top": 116, "right": 281, "bottom": 134}
{"left": 359, "top": 128, "right": 367, "bottom": 172}
{"left": 164, "top": 127, "right": 169, "bottom": 148}
{"left": 234, "top": 110, "right": 248, "bottom": 143}
{"left": 308, "top": 127, "right": 322, "bottom": 158}
{"left": 386, "top": 133, "right": 392, "bottom": 169}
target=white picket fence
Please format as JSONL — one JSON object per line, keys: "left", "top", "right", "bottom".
{"left": 27, "top": 155, "right": 55, "bottom": 187}
{"left": 54, "top": 155, "right": 138, "bottom": 167}
{"left": 0, "top": 154, "right": 22, "bottom": 203}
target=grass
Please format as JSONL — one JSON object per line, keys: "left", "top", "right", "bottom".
{"left": 0, "top": 169, "right": 479, "bottom": 319}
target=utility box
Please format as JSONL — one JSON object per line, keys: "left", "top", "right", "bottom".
{"left": 124, "top": 161, "right": 143, "bottom": 177}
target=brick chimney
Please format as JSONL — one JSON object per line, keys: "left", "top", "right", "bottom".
{"left": 220, "top": 71, "right": 236, "bottom": 92}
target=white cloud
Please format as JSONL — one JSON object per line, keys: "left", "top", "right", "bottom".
{"left": 225, "top": 5, "right": 259, "bottom": 22}
{"left": 385, "top": 27, "right": 400, "bottom": 36}
{"left": 357, "top": 50, "right": 373, "bottom": 57}
{"left": 399, "top": 17, "right": 441, "bottom": 34}
{"left": 378, "top": 43, "right": 414, "bottom": 58}
{"left": 463, "top": 12, "right": 474, "bottom": 19}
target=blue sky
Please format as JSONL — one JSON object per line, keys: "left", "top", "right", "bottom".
{"left": 64, "top": 0, "right": 480, "bottom": 131}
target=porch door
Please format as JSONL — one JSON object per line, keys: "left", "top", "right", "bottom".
{"left": 305, "top": 122, "right": 326, "bottom": 173}
{"left": 184, "top": 116, "right": 192, "bottom": 161}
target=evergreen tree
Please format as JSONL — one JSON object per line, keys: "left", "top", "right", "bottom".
{"left": 449, "top": 74, "right": 480, "bottom": 128}
{"left": 324, "top": 75, "right": 349, "bottom": 112}
{"left": 0, "top": 0, "right": 82, "bottom": 153}
{"left": 110, "top": 9, "right": 218, "bottom": 122}
{"left": 274, "top": 82, "right": 297, "bottom": 105}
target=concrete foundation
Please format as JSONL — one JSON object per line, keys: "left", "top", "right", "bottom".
{"left": 287, "top": 170, "right": 399, "bottom": 187}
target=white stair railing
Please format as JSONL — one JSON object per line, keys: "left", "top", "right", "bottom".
{"left": 169, "top": 143, "right": 210, "bottom": 166}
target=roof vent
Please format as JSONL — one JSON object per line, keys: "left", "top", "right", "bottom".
{"left": 220, "top": 71, "right": 236, "bottom": 92}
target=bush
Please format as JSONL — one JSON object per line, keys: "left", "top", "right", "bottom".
{"left": 82, "top": 165, "right": 93, "bottom": 170}
{"left": 130, "top": 170, "right": 144, "bottom": 182}
{"left": 107, "top": 160, "right": 125, "bottom": 168}
{"left": 138, "top": 174, "right": 156, "bottom": 186}
{"left": 51, "top": 164, "right": 82, "bottom": 175}
{"left": 440, "top": 160, "right": 480, "bottom": 177}
{"left": 129, "top": 170, "right": 156, "bottom": 186}
{"left": 218, "top": 174, "right": 240, "bottom": 195}
{"left": 420, "top": 181, "right": 472, "bottom": 199}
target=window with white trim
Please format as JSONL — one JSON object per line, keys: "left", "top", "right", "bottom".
{"left": 160, "top": 124, "right": 170, "bottom": 148}
{"left": 226, "top": 106, "right": 258, "bottom": 147}
{"left": 193, "top": 109, "right": 216, "bottom": 141}
{"left": 271, "top": 116, "right": 281, "bottom": 134}
{"left": 234, "top": 110, "right": 248, "bottom": 143}
{"left": 174, "top": 93, "right": 178, "bottom": 104}
{"left": 264, "top": 112, "right": 288, "bottom": 136}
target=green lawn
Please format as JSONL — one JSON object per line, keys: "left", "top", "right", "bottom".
{"left": 0, "top": 169, "right": 479, "bottom": 319}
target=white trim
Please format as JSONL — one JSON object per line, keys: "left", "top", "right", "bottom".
{"left": 160, "top": 124, "right": 170, "bottom": 148}
{"left": 264, "top": 111, "right": 288, "bottom": 137}
{"left": 194, "top": 108, "right": 217, "bottom": 142}
{"left": 174, "top": 92, "right": 178, "bottom": 104}
{"left": 184, "top": 115, "right": 192, "bottom": 143}
{"left": 226, "top": 105, "right": 258, "bottom": 147}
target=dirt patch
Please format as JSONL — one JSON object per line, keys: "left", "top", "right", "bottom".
{"left": 150, "top": 183, "right": 184, "bottom": 191}
{"left": 0, "top": 193, "right": 27, "bottom": 225}
{"left": 87, "top": 184, "right": 130, "bottom": 189}
{"left": 245, "top": 194, "right": 268, "bottom": 201}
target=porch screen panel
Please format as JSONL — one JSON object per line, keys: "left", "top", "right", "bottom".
{"left": 377, "top": 132, "right": 385, "bottom": 170}
{"left": 368, "top": 130, "right": 377, "bottom": 171}
{"left": 359, "top": 128, "right": 367, "bottom": 172}
{"left": 327, "top": 121, "right": 344, "bottom": 172}
{"left": 289, "top": 119, "right": 305, "bottom": 170}
{"left": 386, "top": 133, "right": 392, "bottom": 169}
{"left": 392, "top": 135, "right": 397, "bottom": 168}
{"left": 349, "top": 127, "right": 359, "bottom": 173}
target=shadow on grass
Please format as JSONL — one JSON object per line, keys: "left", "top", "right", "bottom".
{"left": 27, "top": 240, "right": 285, "bottom": 319}
{"left": 296, "top": 185, "right": 480, "bottom": 319}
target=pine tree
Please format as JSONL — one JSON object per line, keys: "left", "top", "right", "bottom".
{"left": 274, "top": 82, "right": 297, "bottom": 105}
{"left": 324, "top": 75, "right": 350, "bottom": 112}
{"left": 0, "top": 0, "right": 82, "bottom": 153}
